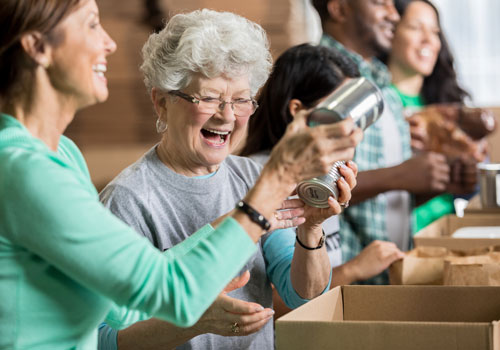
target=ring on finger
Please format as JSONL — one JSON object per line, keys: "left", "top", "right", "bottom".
{"left": 340, "top": 201, "right": 349, "bottom": 209}
{"left": 230, "top": 322, "right": 240, "bottom": 334}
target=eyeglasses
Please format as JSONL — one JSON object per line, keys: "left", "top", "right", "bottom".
{"left": 169, "top": 90, "right": 258, "bottom": 117}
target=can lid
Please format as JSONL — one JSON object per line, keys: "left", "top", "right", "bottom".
{"left": 297, "top": 180, "right": 337, "bottom": 208}
{"left": 477, "top": 163, "right": 500, "bottom": 171}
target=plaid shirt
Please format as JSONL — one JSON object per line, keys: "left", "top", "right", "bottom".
{"left": 320, "top": 35, "right": 412, "bottom": 284}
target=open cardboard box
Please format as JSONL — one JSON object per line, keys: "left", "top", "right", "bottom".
{"left": 465, "top": 195, "right": 500, "bottom": 215}
{"left": 276, "top": 285, "right": 500, "bottom": 350}
{"left": 389, "top": 247, "right": 447, "bottom": 285}
{"left": 414, "top": 214, "right": 500, "bottom": 251}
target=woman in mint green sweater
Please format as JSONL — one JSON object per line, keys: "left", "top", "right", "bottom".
{"left": 0, "top": 0, "right": 363, "bottom": 349}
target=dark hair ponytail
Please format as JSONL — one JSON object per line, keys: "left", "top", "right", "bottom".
{"left": 240, "top": 43, "right": 359, "bottom": 156}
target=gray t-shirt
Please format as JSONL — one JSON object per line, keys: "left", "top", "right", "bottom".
{"left": 100, "top": 147, "right": 273, "bottom": 350}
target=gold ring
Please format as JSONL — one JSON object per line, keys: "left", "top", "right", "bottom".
{"left": 231, "top": 322, "right": 240, "bottom": 334}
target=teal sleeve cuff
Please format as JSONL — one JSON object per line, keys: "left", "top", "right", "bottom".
{"left": 97, "top": 323, "right": 118, "bottom": 350}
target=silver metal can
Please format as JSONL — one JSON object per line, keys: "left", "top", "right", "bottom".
{"left": 297, "top": 77, "right": 384, "bottom": 208}
{"left": 478, "top": 163, "right": 500, "bottom": 208}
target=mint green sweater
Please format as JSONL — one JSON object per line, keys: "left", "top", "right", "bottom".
{"left": 0, "top": 114, "right": 257, "bottom": 350}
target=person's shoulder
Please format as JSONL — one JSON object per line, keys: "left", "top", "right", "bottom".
{"left": 59, "top": 135, "right": 80, "bottom": 153}
{"left": 225, "top": 154, "right": 262, "bottom": 181}
{"left": 0, "top": 141, "right": 87, "bottom": 208}
{"left": 100, "top": 156, "right": 150, "bottom": 200}
{"left": 58, "top": 135, "right": 90, "bottom": 175}
{"left": 105, "top": 147, "right": 157, "bottom": 189}
{"left": 99, "top": 147, "right": 162, "bottom": 208}
{"left": 247, "top": 150, "right": 270, "bottom": 168}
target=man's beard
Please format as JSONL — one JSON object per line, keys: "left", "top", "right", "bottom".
{"left": 353, "top": 13, "right": 392, "bottom": 57}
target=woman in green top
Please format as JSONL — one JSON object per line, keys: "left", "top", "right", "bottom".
{"left": 385, "top": 0, "right": 472, "bottom": 232}
{"left": 0, "top": 0, "right": 362, "bottom": 349}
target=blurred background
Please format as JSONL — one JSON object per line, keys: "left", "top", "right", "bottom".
{"left": 66, "top": 0, "right": 500, "bottom": 190}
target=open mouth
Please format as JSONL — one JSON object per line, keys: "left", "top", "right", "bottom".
{"left": 385, "top": 27, "right": 395, "bottom": 39}
{"left": 200, "top": 128, "right": 231, "bottom": 146}
{"left": 418, "top": 48, "right": 432, "bottom": 58}
{"left": 92, "top": 63, "right": 107, "bottom": 79}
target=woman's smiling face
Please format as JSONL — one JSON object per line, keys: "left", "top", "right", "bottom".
{"left": 391, "top": 1, "right": 441, "bottom": 77}
{"left": 46, "top": 0, "right": 116, "bottom": 109}
{"left": 162, "top": 73, "right": 253, "bottom": 174}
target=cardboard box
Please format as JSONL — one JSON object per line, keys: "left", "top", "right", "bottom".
{"left": 389, "top": 247, "right": 447, "bottom": 285}
{"left": 276, "top": 285, "right": 500, "bottom": 350}
{"left": 414, "top": 214, "right": 500, "bottom": 251}
{"left": 465, "top": 195, "right": 500, "bottom": 215}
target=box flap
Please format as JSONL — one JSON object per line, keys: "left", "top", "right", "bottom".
{"left": 414, "top": 214, "right": 500, "bottom": 250}
{"left": 493, "top": 321, "right": 500, "bottom": 350}
{"left": 465, "top": 195, "right": 500, "bottom": 214}
{"left": 343, "top": 285, "right": 500, "bottom": 322}
{"left": 277, "top": 286, "right": 343, "bottom": 322}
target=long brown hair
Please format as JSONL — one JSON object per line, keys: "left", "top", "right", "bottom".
{"left": 381, "top": 0, "right": 470, "bottom": 104}
{"left": 0, "top": 0, "right": 80, "bottom": 105}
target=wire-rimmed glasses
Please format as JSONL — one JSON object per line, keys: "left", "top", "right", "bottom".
{"left": 169, "top": 90, "right": 258, "bottom": 117}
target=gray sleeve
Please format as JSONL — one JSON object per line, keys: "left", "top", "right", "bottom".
{"left": 99, "top": 184, "right": 156, "bottom": 243}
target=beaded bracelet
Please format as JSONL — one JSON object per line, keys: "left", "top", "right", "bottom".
{"left": 235, "top": 201, "right": 271, "bottom": 231}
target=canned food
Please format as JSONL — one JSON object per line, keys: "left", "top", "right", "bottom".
{"left": 298, "top": 77, "right": 384, "bottom": 208}
{"left": 307, "top": 77, "right": 384, "bottom": 129}
{"left": 478, "top": 163, "right": 500, "bottom": 208}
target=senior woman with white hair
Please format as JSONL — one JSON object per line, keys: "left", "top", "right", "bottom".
{"left": 97, "top": 9, "right": 360, "bottom": 350}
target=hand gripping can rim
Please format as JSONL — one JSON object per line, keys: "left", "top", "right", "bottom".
{"left": 297, "top": 77, "right": 384, "bottom": 208}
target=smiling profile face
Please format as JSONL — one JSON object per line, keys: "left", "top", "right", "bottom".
{"left": 350, "top": 0, "right": 401, "bottom": 57}
{"left": 390, "top": 1, "right": 441, "bottom": 77}
{"left": 46, "top": 0, "right": 116, "bottom": 109}
{"left": 161, "top": 73, "right": 253, "bottom": 175}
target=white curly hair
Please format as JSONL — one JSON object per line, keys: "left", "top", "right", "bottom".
{"left": 140, "top": 9, "right": 273, "bottom": 97}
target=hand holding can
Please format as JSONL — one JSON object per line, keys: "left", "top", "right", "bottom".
{"left": 297, "top": 77, "right": 384, "bottom": 208}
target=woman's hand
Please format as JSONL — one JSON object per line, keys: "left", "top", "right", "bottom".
{"left": 191, "top": 271, "right": 274, "bottom": 336}
{"left": 300, "top": 161, "right": 358, "bottom": 229}
{"left": 407, "top": 115, "right": 429, "bottom": 151}
{"left": 240, "top": 111, "right": 361, "bottom": 243}
{"left": 333, "top": 240, "right": 405, "bottom": 286}
{"left": 269, "top": 198, "right": 306, "bottom": 230}
{"left": 264, "top": 110, "right": 363, "bottom": 188}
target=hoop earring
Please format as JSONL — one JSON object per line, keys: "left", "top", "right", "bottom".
{"left": 156, "top": 118, "right": 168, "bottom": 133}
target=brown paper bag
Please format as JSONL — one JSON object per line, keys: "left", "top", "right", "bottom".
{"left": 389, "top": 247, "right": 448, "bottom": 285}
{"left": 443, "top": 252, "right": 500, "bottom": 286}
